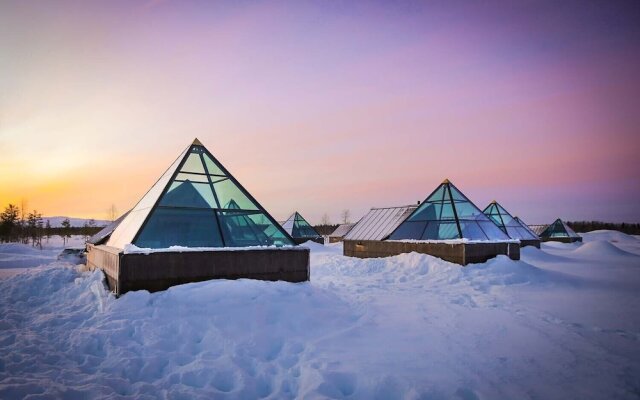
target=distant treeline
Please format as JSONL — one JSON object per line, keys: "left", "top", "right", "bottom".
{"left": 0, "top": 203, "right": 103, "bottom": 247}
{"left": 566, "top": 221, "right": 640, "bottom": 235}
{"left": 313, "top": 224, "right": 340, "bottom": 235}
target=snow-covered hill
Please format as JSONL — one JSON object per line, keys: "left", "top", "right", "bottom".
{"left": 0, "top": 231, "right": 639, "bottom": 399}
{"left": 43, "top": 216, "right": 109, "bottom": 228}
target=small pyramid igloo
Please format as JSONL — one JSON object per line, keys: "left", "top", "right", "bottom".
{"left": 483, "top": 201, "right": 539, "bottom": 241}
{"left": 539, "top": 218, "right": 581, "bottom": 241}
{"left": 107, "top": 139, "right": 294, "bottom": 249}
{"left": 282, "top": 212, "right": 322, "bottom": 241}
{"left": 388, "top": 179, "right": 511, "bottom": 241}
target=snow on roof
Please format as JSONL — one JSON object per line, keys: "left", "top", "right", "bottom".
{"left": 344, "top": 205, "right": 417, "bottom": 241}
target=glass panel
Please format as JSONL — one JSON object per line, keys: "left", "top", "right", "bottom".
{"left": 449, "top": 185, "right": 467, "bottom": 201}
{"left": 135, "top": 208, "right": 222, "bottom": 248}
{"left": 420, "top": 221, "right": 439, "bottom": 239}
{"left": 389, "top": 221, "right": 426, "bottom": 240}
{"left": 291, "top": 213, "right": 321, "bottom": 238}
{"left": 438, "top": 222, "right": 460, "bottom": 240}
{"left": 181, "top": 152, "right": 206, "bottom": 174}
{"left": 160, "top": 181, "right": 216, "bottom": 208}
{"left": 409, "top": 203, "right": 439, "bottom": 221}
{"left": 217, "top": 211, "right": 292, "bottom": 246}
{"left": 505, "top": 226, "right": 522, "bottom": 239}
{"left": 252, "top": 213, "right": 292, "bottom": 244}
{"left": 175, "top": 173, "right": 209, "bottom": 183}
{"left": 440, "top": 203, "right": 455, "bottom": 220}
{"left": 453, "top": 201, "right": 483, "bottom": 219}
{"left": 203, "top": 153, "right": 225, "bottom": 176}
{"left": 488, "top": 214, "right": 503, "bottom": 227}
{"left": 459, "top": 221, "right": 488, "bottom": 240}
{"left": 478, "top": 221, "right": 510, "bottom": 240}
{"left": 214, "top": 179, "right": 258, "bottom": 210}
{"left": 426, "top": 185, "right": 446, "bottom": 203}
{"left": 293, "top": 224, "right": 320, "bottom": 238}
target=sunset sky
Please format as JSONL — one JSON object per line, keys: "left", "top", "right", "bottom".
{"left": 1, "top": 0, "right": 639, "bottom": 224}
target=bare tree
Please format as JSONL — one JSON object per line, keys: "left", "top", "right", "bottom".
{"left": 61, "top": 218, "right": 71, "bottom": 246}
{"left": 340, "top": 209, "right": 351, "bottom": 224}
{"left": 107, "top": 204, "right": 118, "bottom": 222}
{"left": 20, "top": 198, "right": 28, "bottom": 243}
{"left": 321, "top": 213, "right": 331, "bottom": 226}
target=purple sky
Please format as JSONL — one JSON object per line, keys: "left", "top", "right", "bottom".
{"left": 1, "top": 0, "right": 639, "bottom": 223}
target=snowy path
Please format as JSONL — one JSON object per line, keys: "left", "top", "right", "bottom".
{"left": 1, "top": 231, "right": 639, "bottom": 399}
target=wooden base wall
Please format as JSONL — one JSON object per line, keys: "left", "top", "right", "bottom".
{"left": 343, "top": 240, "right": 520, "bottom": 265}
{"left": 87, "top": 244, "right": 310, "bottom": 296}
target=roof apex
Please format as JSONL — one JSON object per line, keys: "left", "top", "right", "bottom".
{"left": 442, "top": 178, "right": 450, "bottom": 184}
{"left": 192, "top": 138, "right": 203, "bottom": 146}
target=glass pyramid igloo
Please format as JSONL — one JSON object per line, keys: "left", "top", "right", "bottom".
{"left": 281, "top": 212, "right": 322, "bottom": 240}
{"left": 539, "top": 218, "right": 581, "bottom": 239}
{"left": 107, "top": 138, "right": 294, "bottom": 249}
{"left": 388, "top": 179, "right": 511, "bottom": 241}
{"left": 482, "top": 201, "right": 539, "bottom": 241}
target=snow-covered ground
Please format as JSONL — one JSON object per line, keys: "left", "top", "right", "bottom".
{"left": 0, "top": 236, "right": 86, "bottom": 278}
{"left": 0, "top": 231, "right": 639, "bottom": 399}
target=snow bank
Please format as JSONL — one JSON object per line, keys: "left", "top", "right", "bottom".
{"left": 0, "top": 230, "right": 639, "bottom": 399}
{"left": 581, "top": 230, "right": 639, "bottom": 243}
{"left": 0, "top": 236, "right": 86, "bottom": 276}
{"left": 572, "top": 240, "right": 638, "bottom": 258}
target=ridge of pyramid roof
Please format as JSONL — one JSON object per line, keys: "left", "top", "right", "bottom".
{"left": 442, "top": 178, "right": 450, "bottom": 184}
{"left": 192, "top": 138, "right": 203, "bottom": 146}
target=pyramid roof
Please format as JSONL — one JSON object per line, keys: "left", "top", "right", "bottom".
{"left": 107, "top": 139, "right": 294, "bottom": 249}
{"left": 483, "top": 201, "right": 539, "bottom": 240}
{"left": 388, "top": 180, "right": 511, "bottom": 241}
{"left": 281, "top": 212, "right": 322, "bottom": 239}
{"left": 539, "top": 218, "right": 580, "bottom": 239}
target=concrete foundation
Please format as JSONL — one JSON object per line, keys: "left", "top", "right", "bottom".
{"left": 87, "top": 244, "right": 310, "bottom": 296}
{"left": 343, "top": 240, "right": 519, "bottom": 265}
{"left": 541, "top": 237, "right": 582, "bottom": 243}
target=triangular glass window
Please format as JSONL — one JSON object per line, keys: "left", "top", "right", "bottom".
{"left": 389, "top": 180, "right": 511, "bottom": 241}
{"left": 181, "top": 152, "right": 206, "bottom": 174}
{"left": 203, "top": 153, "right": 225, "bottom": 176}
